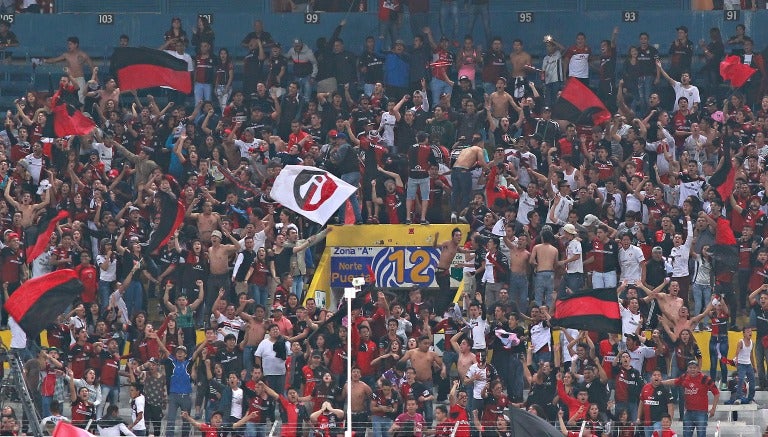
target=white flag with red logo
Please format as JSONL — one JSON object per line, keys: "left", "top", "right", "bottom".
{"left": 270, "top": 165, "right": 356, "bottom": 225}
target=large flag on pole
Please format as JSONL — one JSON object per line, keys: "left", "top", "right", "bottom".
{"left": 270, "top": 165, "right": 357, "bottom": 225}
{"left": 110, "top": 47, "right": 192, "bottom": 93}
{"left": 50, "top": 91, "right": 96, "bottom": 137}
{"left": 551, "top": 77, "right": 612, "bottom": 126}
{"left": 4, "top": 270, "right": 83, "bottom": 338}
{"left": 551, "top": 288, "right": 621, "bottom": 333}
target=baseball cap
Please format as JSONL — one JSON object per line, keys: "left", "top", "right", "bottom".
{"left": 562, "top": 223, "right": 578, "bottom": 235}
{"left": 327, "top": 129, "right": 338, "bottom": 138}
{"left": 211, "top": 230, "right": 223, "bottom": 239}
{"left": 624, "top": 333, "right": 640, "bottom": 342}
{"left": 394, "top": 39, "right": 405, "bottom": 46}
{"left": 459, "top": 75, "right": 470, "bottom": 82}
{"left": 581, "top": 214, "right": 600, "bottom": 228}
{"left": 128, "top": 206, "right": 140, "bottom": 213}
{"left": 687, "top": 360, "right": 699, "bottom": 367}
{"left": 652, "top": 246, "right": 663, "bottom": 253}
{"left": 335, "top": 132, "right": 349, "bottom": 140}
{"left": 148, "top": 357, "right": 158, "bottom": 363}
{"left": 272, "top": 306, "right": 284, "bottom": 312}
{"left": 175, "top": 345, "right": 187, "bottom": 352}
{"left": 293, "top": 38, "right": 302, "bottom": 45}
{"left": 542, "top": 106, "right": 551, "bottom": 112}
{"left": 311, "top": 351, "right": 323, "bottom": 358}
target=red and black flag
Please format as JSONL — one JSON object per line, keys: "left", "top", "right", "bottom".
{"left": 110, "top": 47, "right": 192, "bottom": 93}
{"left": 50, "top": 90, "right": 96, "bottom": 137}
{"left": 551, "top": 77, "right": 612, "bottom": 126}
{"left": 4, "top": 269, "right": 83, "bottom": 337}
{"left": 143, "top": 190, "right": 185, "bottom": 255}
{"left": 552, "top": 288, "right": 621, "bottom": 333}
{"left": 26, "top": 210, "right": 69, "bottom": 261}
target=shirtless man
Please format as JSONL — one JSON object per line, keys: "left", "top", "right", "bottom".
{"left": 186, "top": 200, "right": 220, "bottom": 243}
{"left": 342, "top": 367, "right": 373, "bottom": 434}
{"left": 433, "top": 228, "right": 469, "bottom": 314}
{"left": 207, "top": 229, "right": 240, "bottom": 307}
{"left": 488, "top": 78, "right": 518, "bottom": 120}
{"left": 509, "top": 39, "right": 533, "bottom": 99}
{"left": 529, "top": 228, "right": 559, "bottom": 310}
{"left": 451, "top": 139, "right": 488, "bottom": 221}
{"left": 43, "top": 36, "right": 95, "bottom": 104}
{"left": 451, "top": 332, "right": 478, "bottom": 382}
{"left": 4, "top": 181, "right": 50, "bottom": 228}
{"left": 658, "top": 304, "right": 711, "bottom": 342}
{"left": 399, "top": 335, "right": 445, "bottom": 423}
{"left": 239, "top": 305, "right": 267, "bottom": 374}
{"left": 645, "top": 279, "right": 684, "bottom": 325}
{"left": 505, "top": 233, "right": 531, "bottom": 314}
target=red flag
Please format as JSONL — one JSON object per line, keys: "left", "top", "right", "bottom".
{"left": 27, "top": 210, "right": 69, "bottom": 261}
{"left": 715, "top": 167, "right": 736, "bottom": 204}
{"left": 52, "top": 421, "right": 95, "bottom": 437}
{"left": 720, "top": 55, "right": 757, "bottom": 88}
{"left": 5, "top": 270, "right": 83, "bottom": 338}
{"left": 551, "top": 78, "right": 611, "bottom": 126}
{"left": 144, "top": 191, "right": 185, "bottom": 255}
{"left": 110, "top": 47, "right": 192, "bottom": 93}
{"left": 552, "top": 288, "right": 622, "bottom": 333}
{"left": 50, "top": 91, "right": 96, "bottom": 137}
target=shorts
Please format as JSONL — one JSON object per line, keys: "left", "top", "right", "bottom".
{"left": 406, "top": 176, "right": 430, "bottom": 201}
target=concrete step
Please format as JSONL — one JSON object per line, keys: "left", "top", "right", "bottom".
{"left": 671, "top": 421, "right": 761, "bottom": 436}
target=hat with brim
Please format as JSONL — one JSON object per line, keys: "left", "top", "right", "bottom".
{"left": 562, "top": 223, "right": 578, "bottom": 235}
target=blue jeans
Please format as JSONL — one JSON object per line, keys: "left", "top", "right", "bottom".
{"left": 295, "top": 76, "right": 313, "bottom": 103}
{"left": 533, "top": 271, "right": 554, "bottom": 309}
{"left": 592, "top": 271, "right": 617, "bottom": 289}
{"left": 544, "top": 81, "right": 564, "bottom": 108}
{"left": 372, "top": 415, "right": 393, "bottom": 437}
{"left": 98, "top": 384, "right": 120, "bottom": 418}
{"left": 194, "top": 83, "right": 213, "bottom": 104}
{"left": 439, "top": 0, "right": 459, "bottom": 40}
{"left": 249, "top": 284, "right": 269, "bottom": 308}
{"left": 508, "top": 273, "right": 529, "bottom": 315}
{"left": 166, "top": 392, "right": 192, "bottom": 437}
{"left": 338, "top": 172, "right": 363, "bottom": 223}
{"left": 292, "top": 275, "right": 304, "bottom": 298}
{"left": 124, "top": 280, "right": 143, "bottom": 318}
{"left": 244, "top": 422, "right": 267, "bottom": 437}
{"left": 215, "top": 84, "right": 231, "bottom": 110}
{"left": 709, "top": 335, "right": 728, "bottom": 381}
{"left": 637, "top": 75, "right": 655, "bottom": 116}
{"left": 242, "top": 345, "right": 256, "bottom": 376}
{"left": 98, "top": 279, "right": 113, "bottom": 311}
{"left": 692, "top": 283, "right": 711, "bottom": 326}
{"left": 562, "top": 272, "right": 584, "bottom": 294}
{"left": 265, "top": 374, "right": 286, "bottom": 396}
{"left": 363, "top": 83, "right": 375, "bottom": 98}
{"left": 443, "top": 350, "right": 458, "bottom": 377}
{"left": 41, "top": 395, "right": 52, "bottom": 418}
{"left": 430, "top": 78, "right": 453, "bottom": 110}
{"left": 737, "top": 362, "right": 756, "bottom": 402}
{"left": 506, "top": 353, "right": 525, "bottom": 402}
{"left": 468, "top": 4, "right": 491, "bottom": 45}
{"left": 683, "top": 410, "right": 708, "bottom": 437}
{"left": 450, "top": 168, "right": 473, "bottom": 214}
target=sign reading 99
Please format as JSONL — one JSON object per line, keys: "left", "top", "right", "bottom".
{"left": 372, "top": 247, "right": 439, "bottom": 287}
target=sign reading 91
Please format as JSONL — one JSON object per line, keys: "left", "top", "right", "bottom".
{"left": 330, "top": 246, "right": 439, "bottom": 287}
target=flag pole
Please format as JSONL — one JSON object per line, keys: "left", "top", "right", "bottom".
{"left": 344, "top": 281, "right": 361, "bottom": 437}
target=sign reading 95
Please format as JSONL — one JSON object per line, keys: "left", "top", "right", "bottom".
{"left": 330, "top": 246, "right": 439, "bottom": 288}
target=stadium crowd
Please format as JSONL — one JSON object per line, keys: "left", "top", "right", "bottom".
{"left": 1, "top": 2, "right": 768, "bottom": 437}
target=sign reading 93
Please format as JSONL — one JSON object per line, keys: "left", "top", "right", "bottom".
{"left": 330, "top": 246, "right": 439, "bottom": 287}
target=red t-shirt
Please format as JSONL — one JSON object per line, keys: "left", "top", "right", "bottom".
{"left": 199, "top": 423, "right": 223, "bottom": 437}
{"left": 76, "top": 264, "right": 98, "bottom": 303}
{"left": 674, "top": 372, "right": 719, "bottom": 411}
